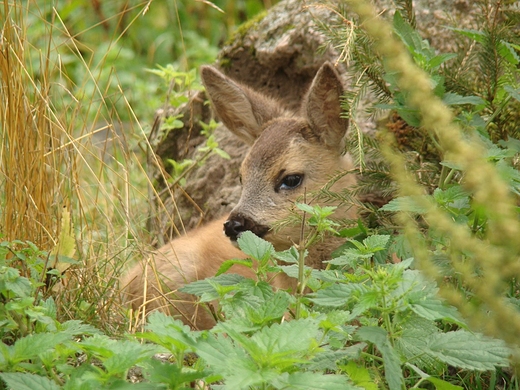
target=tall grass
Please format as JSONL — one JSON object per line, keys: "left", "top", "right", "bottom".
{"left": 0, "top": 0, "right": 164, "bottom": 334}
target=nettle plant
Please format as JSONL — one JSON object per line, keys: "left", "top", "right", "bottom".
{"left": 170, "top": 205, "right": 510, "bottom": 390}
{"left": 147, "top": 65, "right": 230, "bottom": 187}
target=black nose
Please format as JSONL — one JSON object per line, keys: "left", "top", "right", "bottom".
{"left": 223, "top": 214, "right": 269, "bottom": 241}
{"left": 224, "top": 214, "right": 254, "bottom": 241}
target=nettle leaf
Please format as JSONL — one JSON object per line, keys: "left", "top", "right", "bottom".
{"left": 139, "top": 311, "right": 198, "bottom": 353}
{"left": 393, "top": 270, "right": 464, "bottom": 325}
{"left": 310, "top": 283, "right": 360, "bottom": 307}
{"left": 395, "top": 315, "right": 444, "bottom": 372}
{"left": 103, "top": 340, "right": 159, "bottom": 375}
{"left": 237, "top": 230, "right": 275, "bottom": 262}
{"left": 246, "top": 291, "right": 290, "bottom": 325}
{"left": 59, "top": 320, "right": 102, "bottom": 337}
{"left": 274, "top": 246, "right": 301, "bottom": 264}
{"left": 271, "top": 371, "right": 357, "bottom": 390}
{"left": 442, "top": 92, "right": 484, "bottom": 106}
{"left": 12, "top": 332, "right": 70, "bottom": 362}
{"left": 143, "top": 358, "right": 208, "bottom": 388}
{"left": 426, "top": 330, "right": 511, "bottom": 370}
{"left": 248, "top": 319, "right": 319, "bottom": 364}
{"left": 0, "top": 267, "right": 33, "bottom": 297}
{"left": 433, "top": 187, "right": 470, "bottom": 210}
{"left": 343, "top": 361, "right": 378, "bottom": 390}
{"left": 380, "top": 196, "right": 430, "bottom": 213}
{"left": 356, "top": 327, "right": 405, "bottom": 390}
{"left": 0, "top": 372, "right": 60, "bottom": 390}
{"left": 362, "top": 235, "right": 391, "bottom": 253}
{"left": 180, "top": 273, "right": 246, "bottom": 297}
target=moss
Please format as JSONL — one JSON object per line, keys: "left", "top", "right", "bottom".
{"left": 225, "top": 10, "right": 268, "bottom": 46}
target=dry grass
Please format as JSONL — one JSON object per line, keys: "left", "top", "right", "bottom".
{"left": 0, "top": 0, "right": 176, "bottom": 334}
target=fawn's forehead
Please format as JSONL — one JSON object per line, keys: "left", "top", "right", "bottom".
{"left": 241, "top": 118, "right": 314, "bottom": 176}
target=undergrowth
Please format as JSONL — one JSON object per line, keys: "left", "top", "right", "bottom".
{"left": 1, "top": 0, "right": 520, "bottom": 389}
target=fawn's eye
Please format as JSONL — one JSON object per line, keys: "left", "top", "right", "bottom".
{"left": 277, "top": 174, "right": 303, "bottom": 191}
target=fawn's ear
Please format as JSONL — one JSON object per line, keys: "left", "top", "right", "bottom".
{"left": 201, "top": 66, "right": 284, "bottom": 145}
{"left": 303, "top": 63, "right": 349, "bottom": 151}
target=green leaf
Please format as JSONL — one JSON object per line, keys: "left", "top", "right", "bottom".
{"left": 309, "top": 283, "right": 359, "bottom": 307}
{"left": 237, "top": 231, "right": 275, "bottom": 262}
{"left": 442, "top": 92, "right": 485, "bottom": 106}
{"left": 143, "top": 358, "right": 207, "bottom": 388}
{"left": 505, "top": 85, "right": 520, "bottom": 103}
{"left": 356, "top": 327, "right": 405, "bottom": 390}
{"left": 271, "top": 371, "right": 357, "bottom": 389}
{"left": 427, "top": 330, "right": 511, "bottom": 370}
{"left": 12, "top": 332, "right": 70, "bottom": 362}
{"left": 216, "top": 258, "right": 253, "bottom": 276}
{"left": 180, "top": 273, "right": 246, "bottom": 296}
{"left": 425, "top": 377, "right": 463, "bottom": 390}
{"left": 343, "top": 361, "right": 378, "bottom": 390}
{"left": 380, "top": 196, "right": 430, "bottom": 213}
{"left": 362, "top": 235, "right": 390, "bottom": 252}
{"left": 139, "top": 311, "right": 198, "bottom": 353}
{"left": 395, "top": 316, "right": 444, "bottom": 371}
{"left": 449, "top": 28, "right": 485, "bottom": 43}
{"left": 0, "top": 373, "right": 60, "bottom": 390}
{"left": 274, "top": 247, "right": 300, "bottom": 264}
{"left": 103, "top": 340, "right": 159, "bottom": 375}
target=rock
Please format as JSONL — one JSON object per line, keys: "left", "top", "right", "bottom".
{"left": 150, "top": 0, "right": 484, "bottom": 241}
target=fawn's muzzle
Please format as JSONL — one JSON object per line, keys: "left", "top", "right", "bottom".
{"left": 224, "top": 214, "right": 269, "bottom": 241}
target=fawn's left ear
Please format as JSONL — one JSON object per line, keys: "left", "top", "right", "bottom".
{"left": 303, "top": 63, "right": 349, "bottom": 151}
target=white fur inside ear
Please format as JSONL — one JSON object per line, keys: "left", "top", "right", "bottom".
{"left": 201, "top": 66, "right": 287, "bottom": 145}
{"left": 304, "top": 63, "right": 348, "bottom": 151}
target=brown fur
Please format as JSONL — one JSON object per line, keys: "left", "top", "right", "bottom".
{"left": 122, "top": 62, "right": 357, "bottom": 329}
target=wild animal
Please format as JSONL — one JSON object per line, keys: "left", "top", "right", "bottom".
{"left": 122, "top": 62, "right": 357, "bottom": 329}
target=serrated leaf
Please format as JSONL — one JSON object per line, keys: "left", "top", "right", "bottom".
{"left": 356, "top": 327, "right": 404, "bottom": 390}
{"left": 274, "top": 247, "right": 300, "bottom": 264}
{"left": 59, "top": 320, "right": 102, "bottom": 337}
{"left": 309, "top": 283, "right": 358, "bottom": 307}
{"left": 427, "top": 330, "right": 511, "bottom": 370}
{"left": 380, "top": 196, "right": 430, "bottom": 213}
{"left": 247, "top": 291, "right": 290, "bottom": 325}
{"left": 0, "top": 372, "right": 60, "bottom": 390}
{"left": 395, "top": 316, "right": 443, "bottom": 372}
{"left": 103, "top": 340, "right": 159, "bottom": 374}
{"left": 143, "top": 358, "right": 207, "bottom": 388}
{"left": 344, "top": 361, "right": 378, "bottom": 390}
{"left": 362, "top": 235, "right": 390, "bottom": 252}
{"left": 271, "top": 371, "right": 357, "bottom": 390}
{"left": 180, "top": 273, "right": 246, "bottom": 296}
{"left": 139, "top": 311, "right": 198, "bottom": 353}
{"left": 12, "top": 332, "right": 70, "bottom": 362}
{"left": 1, "top": 267, "right": 33, "bottom": 297}
{"left": 237, "top": 231, "right": 275, "bottom": 262}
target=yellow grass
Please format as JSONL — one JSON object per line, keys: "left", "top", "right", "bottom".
{"left": 0, "top": 0, "right": 177, "bottom": 333}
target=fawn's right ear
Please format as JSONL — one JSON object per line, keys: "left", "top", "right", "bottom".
{"left": 201, "top": 66, "right": 284, "bottom": 145}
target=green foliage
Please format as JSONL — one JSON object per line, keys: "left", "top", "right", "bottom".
{"left": 3, "top": 0, "right": 520, "bottom": 389}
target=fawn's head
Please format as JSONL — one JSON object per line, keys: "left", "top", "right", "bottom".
{"left": 201, "top": 63, "right": 355, "bottom": 250}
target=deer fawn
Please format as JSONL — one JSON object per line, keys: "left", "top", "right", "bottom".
{"left": 122, "top": 62, "right": 357, "bottom": 329}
